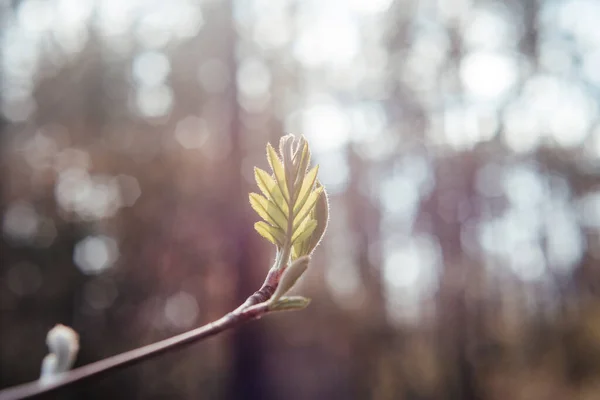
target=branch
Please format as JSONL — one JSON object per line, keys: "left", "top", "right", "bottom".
{"left": 0, "top": 134, "right": 328, "bottom": 400}
{"left": 0, "top": 268, "right": 285, "bottom": 400}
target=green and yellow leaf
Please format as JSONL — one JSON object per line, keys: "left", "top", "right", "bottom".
{"left": 292, "top": 183, "right": 329, "bottom": 259}
{"left": 254, "top": 221, "right": 285, "bottom": 246}
{"left": 251, "top": 135, "right": 328, "bottom": 260}
{"left": 293, "top": 165, "right": 319, "bottom": 214}
{"left": 292, "top": 140, "right": 310, "bottom": 188}
{"left": 292, "top": 219, "right": 317, "bottom": 244}
{"left": 293, "top": 186, "right": 323, "bottom": 230}
{"left": 249, "top": 193, "right": 287, "bottom": 231}
{"left": 254, "top": 167, "right": 288, "bottom": 215}
{"left": 266, "top": 143, "right": 289, "bottom": 203}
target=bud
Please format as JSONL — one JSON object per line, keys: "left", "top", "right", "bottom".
{"left": 269, "top": 296, "right": 311, "bottom": 312}
{"left": 40, "top": 324, "right": 79, "bottom": 384}
{"left": 270, "top": 256, "right": 310, "bottom": 303}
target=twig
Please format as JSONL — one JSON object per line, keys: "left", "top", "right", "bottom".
{"left": 0, "top": 269, "right": 282, "bottom": 400}
{"left": 0, "top": 134, "right": 329, "bottom": 400}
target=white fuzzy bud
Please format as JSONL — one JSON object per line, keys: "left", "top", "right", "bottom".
{"left": 40, "top": 324, "right": 79, "bottom": 384}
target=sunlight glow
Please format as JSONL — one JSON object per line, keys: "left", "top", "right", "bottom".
{"left": 460, "top": 51, "right": 518, "bottom": 101}
{"left": 502, "top": 100, "right": 542, "bottom": 153}
{"left": 18, "top": 0, "right": 53, "bottom": 34}
{"left": 463, "top": 4, "right": 516, "bottom": 50}
{"left": 380, "top": 175, "right": 420, "bottom": 219}
{"left": 302, "top": 99, "right": 350, "bottom": 152}
{"left": 237, "top": 58, "right": 271, "bottom": 99}
{"left": 545, "top": 201, "right": 584, "bottom": 273}
{"left": 135, "top": 85, "right": 173, "bottom": 118}
{"left": 74, "top": 235, "right": 119, "bottom": 275}
{"left": 443, "top": 106, "right": 496, "bottom": 150}
{"left": 164, "top": 292, "right": 199, "bottom": 329}
{"left": 502, "top": 165, "right": 545, "bottom": 209}
{"left": 175, "top": 116, "right": 209, "bottom": 150}
{"left": 293, "top": 5, "right": 359, "bottom": 68}
{"left": 132, "top": 51, "right": 171, "bottom": 87}
{"left": 557, "top": 0, "right": 600, "bottom": 48}
{"left": 2, "top": 202, "right": 39, "bottom": 243}
{"left": 348, "top": 0, "right": 393, "bottom": 15}
{"left": 55, "top": 169, "right": 123, "bottom": 220}
{"left": 312, "top": 151, "right": 350, "bottom": 194}
{"left": 509, "top": 244, "right": 546, "bottom": 282}
{"left": 383, "top": 235, "right": 440, "bottom": 292}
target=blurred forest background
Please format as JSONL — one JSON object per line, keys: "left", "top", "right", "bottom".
{"left": 1, "top": 0, "right": 600, "bottom": 399}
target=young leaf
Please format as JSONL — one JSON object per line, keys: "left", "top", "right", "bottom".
{"left": 293, "top": 186, "right": 324, "bottom": 230}
{"left": 280, "top": 135, "right": 296, "bottom": 192}
{"left": 292, "top": 140, "right": 310, "bottom": 189}
{"left": 254, "top": 221, "right": 285, "bottom": 246}
{"left": 268, "top": 296, "right": 311, "bottom": 312}
{"left": 292, "top": 183, "right": 329, "bottom": 259}
{"left": 249, "top": 193, "right": 287, "bottom": 231}
{"left": 254, "top": 167, "right": 288, "bottom": 214}
{"left": 251, "top": 135, "right": 328, "bottom": 260}
{"left": 270, "top": 255, "right": 310, "bottom": 303}
{"left": 291, "top": 219, "right": 317, "bottom": 244}
{"left": 293, "top": 165, "right": 319, "bottom": 214}
{"left": 266, "top": 143, "right": 289, "bottom": 203}
{"left": 249, "top": 193, "right": 287, "bottom": 229}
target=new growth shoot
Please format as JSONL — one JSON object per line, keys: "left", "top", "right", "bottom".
{"left": 0, "top": 134, "right": 328, "bottom": 400}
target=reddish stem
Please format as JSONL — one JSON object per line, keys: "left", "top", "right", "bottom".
{"left": 235, "top": 267, "right": 284, "bottom": 311}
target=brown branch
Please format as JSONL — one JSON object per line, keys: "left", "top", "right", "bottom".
{"left": 235, "top": 265, "right": 284, "bottom": 311}
{"left": 0, "top": 268, "right": 284, "bottom": 400}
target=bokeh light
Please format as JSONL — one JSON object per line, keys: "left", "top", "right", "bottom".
{"left": 2, "top": 0, "right": 600, "bottom": 398}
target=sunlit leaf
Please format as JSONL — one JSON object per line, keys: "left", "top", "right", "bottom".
{"left": 251, "top": 135, "right": 328, "bottom": 258}
{"left": 254, "top": 167, "right": 288, "bottom": 215}
{"left": 266, "top": 143, "right": 289, "bottom": 203}
{"left": 280, "top": 135, "right": 296, "bottom": 189}
{"left": 292, "top": 138, "right": 309, "bottom": 166}
{"left": 249, "top": 193, "right": 287, "bottom": 231}
{"left": 254, "top": 221, "right": 284, "bottom": 246}
{"left": 292, "top": 140, "right": 310, "bottom": 188}
{"left": 308, "top": 182, "right": 330, "bottom": 247}
{"left": 293, "top": 165, "right": 319, "bottom": 215}
{"left": 293, "top": 187, "right": 323, "bottom": 230}
{"left": 292, "top": 219, "right": 317, "bottom": 244}
{"left": 292, "top": 183, "right": 329, "bottom": 259}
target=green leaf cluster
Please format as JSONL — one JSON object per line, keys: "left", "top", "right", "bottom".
{"left": 250, "top": 135, "right": 329, "bottom": 260}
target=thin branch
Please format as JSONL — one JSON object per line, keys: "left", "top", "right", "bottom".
{"left": 235, "top": 263, "right": 284, "bottom": 311}
{"left": 0, "top": 270, "right": 282, "bottom": 400}
{"left": 0, "top": 134, "right": 326, "bottom": 400}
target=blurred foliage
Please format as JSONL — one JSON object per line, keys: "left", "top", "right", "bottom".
{"left": 1, "top": 0, "right": 600, "bottom": 399}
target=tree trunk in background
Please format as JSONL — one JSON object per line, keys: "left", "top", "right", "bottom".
{"left": 223, "top": 1, "right": 272, "bottom": 399}
{"left": 429, "top": 156, "right": 480, "bottom": 400}
{"left": 0, "top": 2, "right": 7, "bottom": 148}
{"left": 346, "top": 146, "right": 392, "bottom": 399}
